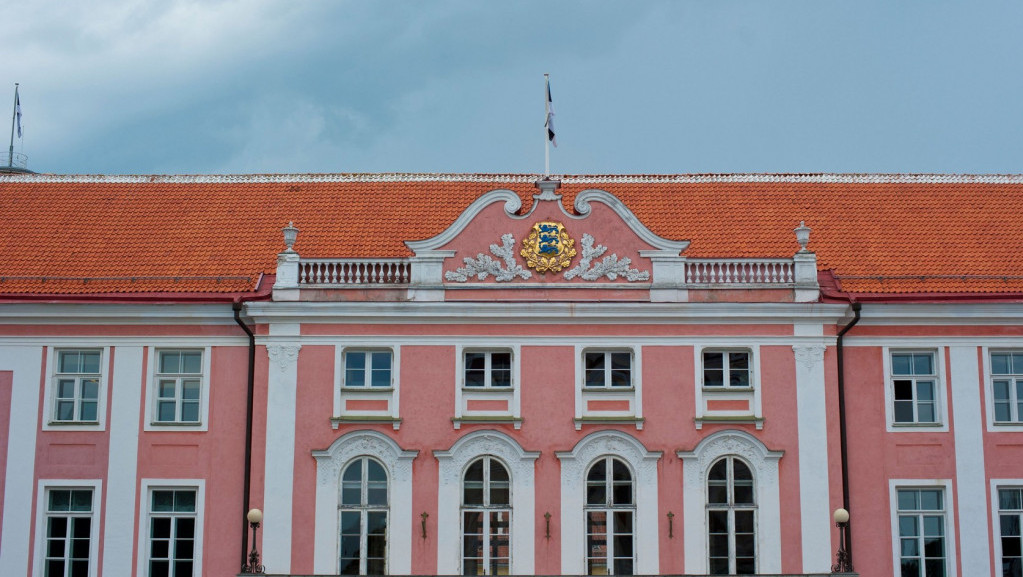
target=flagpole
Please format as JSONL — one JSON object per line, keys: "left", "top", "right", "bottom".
{"left": 544, "top": 74, "right": 550, "bottom": 177}
{"left": 7, "top": 84, "right": 16, "bottom": 169}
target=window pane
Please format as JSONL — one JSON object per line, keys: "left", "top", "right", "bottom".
{"left": 177, "top": 517, "right": 195, "bottom": 538}
{"left": 367, "top": 511, "right": 388, "bottom": 536}
{"left": 71, "top": 490, "right": 92, "bottom": 512}
{"left": 917, "top": 402, "right": 935, "bottom": 423}
{"left": 734, "top": 483, "right": 754, "bottom": 505}
{"left": 1001, "top": 489, "right": 1023, "bottom": 511}
{"left": 920, "top": 490, "right": 942, "bottom": 511}
{"left": 709, "top": 460, "right": 727, "bottom": 480}
{"left": 181, "top": 401, "right": 199, "bottom": 423}
{"left": 158, "top": 380, "right": 176, "bottom": 399}
{"left": 491, "top": 368, "right": 511, "bottom": 388}
{"left": 892, "top": 354, "right": 913, "bottom": 375}
{"left": 612, "top": 483, "right": 632, "bottom": 506}
{"left": 57, "top": 379, "right": 76, "bottom": 398}
{"left": 708, "top": 483, "right": 728, "bottom": 504}
{"left": 704, "top": 368, "right": 724, "bottom": 387}
{"left": 78, "top": 401, "right": 97, "bottom": 421}
{"left": 80, "top": 352, "right": 101, "bottom": 374}
{"left": 181, "top": 351, "right": 202, "bottom": 374}
{"left": 894, "top": 380, "right": 914, "bottom": 400}
{"left": 914, "top": 353, "right": 934, "bottom": 375}
{"left": 894, "top": 400, "right": 915, "bottom": 423}
{"left": 59, "top": 351, "right": 80, "bottom": 373}
{"left": 49, "top": 489, "right": 71, "bottom": 512}
{"left": 152, "top": 491, "right": 175, "bottom": 512}
{"left": 159, "top": 351, "right": 179, "bottom": 374}
{"left": 1013, "top": 353, "right": 1023, "bottom": 375}
{"left": 366, "top": 459, "right": 386, "bottom": 482}
{"left": 345, "top": 352, "right": 365, "bottom": 386}
{"left": 157, "top": 401, "right": 176, "bottom": 422}
{"left": 182, "top": 380, "right": 200, "bottom": 400}
{"left": 343, "top": 459, "right": 362, "bottom": 482}
{"left": 341, "top": 484, "right": 361, "bottom": 506}
{"left": 993, "top": 353, "right": 1012, "bottom": 374}
{"left": 81, "top": 379, "right": 99, "bottom": 400}
{"left": 610, "top": 369, "right": 630, "bottom": 387}
{"left": 900, "top": 516, "right": 919, "bottom": 537}
{"left": 371, "top": 352, "right": 392, "bottom": 387}
{"left": 917, "top": 381, "right": 935, "bottom": 401}
{"left": 175, "top": 491, "right": 196, "bottom": 512}
{"left": 490, "top": 485, "right": 510, "bottom": 507}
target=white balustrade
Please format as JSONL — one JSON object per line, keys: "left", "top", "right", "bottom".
{"left": 684, "top": 259, "right": 795, "bottom": 286}
{"left": 299, "top": 259, "right": 411, "bottom": 285}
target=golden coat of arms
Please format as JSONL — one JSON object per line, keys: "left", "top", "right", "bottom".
{"left": 521, "top": 221, "right": 576, "bottom": 273}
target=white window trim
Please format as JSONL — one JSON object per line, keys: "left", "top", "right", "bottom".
{"left": 889, "top": 479, "right": 957, "bottom": 577}
{"left": 144, "top": 346, "right": 211, "bottom": 431}
{"left": 884, "top": 347, "right": 949, "bottom": 432}
{"left": 694, "top": 345, "right": 762, "bottom": 428}
{"left": 678, "top": 429, "right": 783, "bottom": 575}
{"left": 454, "top": 345, "right": 520, "bottom": 426}
{"left": 557, "top": 430, "right": 661, "bottom": 575}
{"left": 33, "top": 479, "right": 103, "bottom": 577}
{"left": 43, "top": 346, "right": 110, "bottom": 431}
{"left": 575, "top": 346, "right": 643, "bottom": 428}
{"left": 312, "top": 430, "right": 417, "bottom": 575}
{"left": 991, "top": 479, "right": 1023, "bottom": 577}
{"left": 984, "top": 347, "right": 1023, "bottom": 432}
{"left": 136, "top": 479, "right": 205, "bottom": 577}
{"left": 333, "top": 346, "right": 401, "bottom": 425}
{"left": 434, "top": 430, "right": 539, "bottom": 576}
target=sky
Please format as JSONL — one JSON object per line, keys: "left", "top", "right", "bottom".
{"left": 2, "top": 0, "right": 1022, "bottom": 176}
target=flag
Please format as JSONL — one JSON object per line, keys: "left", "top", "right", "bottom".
{"left": 14, "top": 89, "right": 21, "bottom": 138}
{"left": 545, "top": 78, "right": 556, "bottom": 147}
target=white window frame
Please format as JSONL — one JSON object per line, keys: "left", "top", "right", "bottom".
{"left": 461, "top": 455, "right": 513, "bottom": 576}
{"left": 678, "top": 430, "right": 783, "bottom": 575}
{"left": 575, "top": 346, "right": 643, "bottom": 429}
{"left": 462, "top": 350, "right": 514, "bottom": 389}
{"left": 338, "top": 456, "right": 390, "bottom": 575}
{"left": 312, "top": 430, "right": 417, "bottom": 575}
{"left": 43, "top": 346, "right": 109, "bottom": 431}
{"left": 584, "top": 455, "right": 636, "bottom": 576}
{"left": 136, "top": 479, "right": 205, "bottom": 577}
{"left": 435, "top": 430, "right": 539, "bottom": 576}
{"left": 991, "top": 479, "right": 1023, "bottom": 577}
{"left": 582, "top": 350, "right": 634, "bottom": 389}
{"left": 557, "top": 430, "right": 661, "bottom": 575}
{"left": 884, "top": 347, "right": 948, "bottom": 432}
{"left": 33, "top": 479, "right": 102, "bottom": 577}
{"left": 454, "top": 345, "right": 521, "bottom": 428}
{"left": 332, "top": 346, "right": 400, "bottom": 429}
{"left": 985, "top": 348, "right": 1023, "bottom": 432}
{"left": 341, "top": 349, "right": 395, "bottom": 389}
{"left": 144, "top": 346, "right": 211, "bottom": 431}
{"left": 705, "top": 456, "right": 758, "bottom": 575}
{"left": 889, "top": 479, "right": 957, "bottom": 577}
{"left": 694, "top": 346, "right": 762, "bottom": 430}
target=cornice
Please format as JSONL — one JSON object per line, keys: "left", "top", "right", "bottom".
{"left": 855, "top": 302, "right": 1023, "bottom": 325}
{"left": 243, "top": 301, "right": 851, "bottom": 324}
{"left": 0, "top": 302, "right": 238, "bottom": 324}
{"left": 5, "top": 173, "right": 1023, "bottom": 185}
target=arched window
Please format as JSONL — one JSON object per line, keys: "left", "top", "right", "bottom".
{"left": 462, "top": 456, "right": 511, "bottom": 575}
{"left": 339, "top": 457, "right": 388, "bottom": 575}
{"left": 585, "top": 456, "right": 635, "bottom": 575}
{"left": 707, "top": 457, "right": 756, "bottom": 575}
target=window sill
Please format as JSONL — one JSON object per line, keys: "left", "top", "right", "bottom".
{"left": 574, "top": 416, "right": 644, "bottom": 431}
{"left": 452, "top": 416, "right": 522, "bottom": 430}
{"left": 891, "top": 421, "right": 943, "bottom": 427}
{"left": 48, "top": 420, "right": 100, "bottom": 426}
{"left": 340, "top": 386, "right": 395, "bottom": 392}
{"left": 702, "top": 386, "right": 755, "bottom": 392}
{"left": 581, "top": 386, "right": 636, "bottom": 393}
{"left": 461, "top": 386, "right": 515, "bottom": 393}
{"left": 331, "top": 416, "right": 402, "bottom": 430}
{"left": 694, "top": 416, "right": 764, "bottom": 430}
{"left": 149, "top": 421, "right": 204, "bottom": 428}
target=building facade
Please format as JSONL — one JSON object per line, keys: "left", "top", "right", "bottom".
{"left": 1, "top": 173, "right": 1022, "bottom": 576}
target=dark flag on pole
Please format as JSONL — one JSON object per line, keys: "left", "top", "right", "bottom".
{"left": 545, "top": 77, "right": 556, "bottom": 148}
{"left": 15, "top": 89, "right": 21, "bottom": 138}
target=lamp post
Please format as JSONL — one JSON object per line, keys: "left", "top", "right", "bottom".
{"left": 832, "top": 507, "right": 853, "bottom": 573}
{"left": 241, "top": 508, "right": 265, "bottom": 574}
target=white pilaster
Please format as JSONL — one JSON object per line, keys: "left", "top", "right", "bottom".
{"left": 263, "top": 343, "right": 301, "bottom": 574}
{"left": 0, "top": 345, "right": 43, "bottom": 576}
{"left": 103, "top": 346, "right": 144, "bottom": 575}
{"left": 793, "top": 344, "right": 832, "bottom": 572}
{"left": 950, "top": 346, "right": 990, "bottom": 575}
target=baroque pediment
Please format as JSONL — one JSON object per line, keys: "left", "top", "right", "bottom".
{"left": 405, "top": 179, "right": 690, "bottom": 285}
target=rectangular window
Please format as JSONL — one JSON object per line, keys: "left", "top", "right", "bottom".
{"left": 464, "top": 351, "right": 512, "bottom": 388}
{"left": 992, "top": 352, "right": 1023, "bottom": 424}
{"left": 999, "top": 487, "right": 1023, "bottom": 577}
{"left": 891, "top": 351, "right": 939, "bottom": 424}
{"left": 44, "top": 488, "right": 94, "bottom": 577}
{"left": 702, "top": 350, "right": 752, "bottom": 388}
{"left": 584, "top": 351, "right": 632, "bottom": 388}
{"left": 53, "top": 350, "right": 101, "bottom": 423}
{"left": 344, "top": 351, "right": 393, "bottom": 388}
{"left": 154, "top": 350, "right": 203, "bottom": 424}
{"left": 896, "top": 488, "right": 947, "bottom": 577}
{"left": 148, "top": 489, "right": 197, "bottom": 577}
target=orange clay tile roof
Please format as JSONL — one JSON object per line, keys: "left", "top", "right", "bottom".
{"left": 2, "top": 173, "right": 1023, "bottom": 297}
